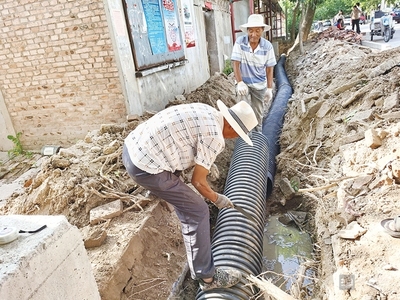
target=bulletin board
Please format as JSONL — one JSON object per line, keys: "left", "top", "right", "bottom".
{"left": 123, "top": 0, "right": 186, "bottom": 71}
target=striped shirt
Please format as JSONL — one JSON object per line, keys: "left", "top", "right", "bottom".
{"left": 124, "top": 103, "right": 225, "bottom": 174}
{"left": 231, "top": 35, "right": 276, "bottom": 90}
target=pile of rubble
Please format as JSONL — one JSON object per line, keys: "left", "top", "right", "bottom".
{"left": 313, "top": 26, "right": 363, "bottom": 44}
{"left": 279, "top": 38, "right": 400, "bottom": 299}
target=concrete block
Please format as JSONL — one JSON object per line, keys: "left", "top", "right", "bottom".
{"left": 383, "top": 93, "right": 398, "bottom": 111}
{"left": 0, "top": 215, "right": 100, "bottom": 300}
{"left": 278, "top": 177, "right": 295, "bottom": 199}
{"left": 364, "top": 128, "right": 382, "bottom": 149}
{"left": 341, "top": 132, "right": 364, "bottom": 145}
{"left": 84, "top": 228, "right": 107, "bottom": 249}
{"left": 316, "top": 101, "right": 331, "bottom": 118}
{"left": 351, "top": 109, "right": 374, "bottom": 122}
{"left": 90, "top": 199, "right": 123, "bottom": 225}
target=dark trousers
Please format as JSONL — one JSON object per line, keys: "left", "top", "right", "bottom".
{"left": 352, "top": 19, "right": 360, "bottom": 34}
{"left": 122, "top": 144, "right": 215, "bottom": 280}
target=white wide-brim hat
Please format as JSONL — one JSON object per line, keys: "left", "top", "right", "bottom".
{"left": 217, "top": 100, "right": 258, "bottom": 146}
{"left": 240, "top": 14, "right": 271, "bottom": 33}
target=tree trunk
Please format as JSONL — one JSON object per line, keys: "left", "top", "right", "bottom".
{"left": 299, "top": 2, "right": 304, "bottom": 54}
{"left": 288, "top": 0, "right": 318, "bottom": 54}
{"left": 302, "top": 1, "right": 318, "bottom": 41}
{"left": 290, "top": 1, "right": 300, "bottom": 42}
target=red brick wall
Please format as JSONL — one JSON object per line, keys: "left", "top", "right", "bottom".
{"left": 0, "top": 0, "right": 127, "bottom": 150}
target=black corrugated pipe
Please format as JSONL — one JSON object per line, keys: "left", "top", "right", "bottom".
{"left": 195, "top": 54, "right": 293, "bottom": 299}
{"left": 262, "top": 54, "right": 293, "bottom": 196}
{"left": 196, "top": 132, "right": 269, "bottom": 299}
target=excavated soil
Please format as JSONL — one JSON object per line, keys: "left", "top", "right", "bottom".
{"left": 1, "top": 37, "right": 400, "bottom": 300}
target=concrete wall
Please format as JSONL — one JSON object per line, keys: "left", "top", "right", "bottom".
{"left": 0, "top": 0, "right": 232, "bottom": 151}
{"left": 0, "top": 215, "right": 100, "bottom": 300}
{"left": 204, "top": 0, "right": 232, "bottom": 75}
{"left": 231, "top": 1, "right": 251, "bottom": 42}
{"left": 215, "top": 0, "right": 234, "bottom": 69}
{"left": 0, "top": 0, "right": 127, "bottom": 151}
{"left": 0, "top": 91, "right": 15, "bottom": 150}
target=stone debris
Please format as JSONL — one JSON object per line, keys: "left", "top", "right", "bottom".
{"left": 364, "top": 128, "right": 382, "bottom": 149}
{"left": 313, "top": 26, "right": 363, "bottom": 44}
{"left": 89, "top": 199, "right": 123, "bottom": 225}
{"left": 280, "top": 38, "right": 400, "bottom": 299}
{"left": 278, "top": 177, "right": 296, "bottom": 200}
{"left": 84, "top": 229, "right": 107, "bottom": 249}
{"left": 337, "top": 221, "right": 367, "bottom": 239}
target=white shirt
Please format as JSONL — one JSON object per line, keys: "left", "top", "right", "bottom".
{"left": 124, "top": 103, "right": 225, "bottom": 174}
{"left": 231, "top": 35, "right": 276, "bottom": 90}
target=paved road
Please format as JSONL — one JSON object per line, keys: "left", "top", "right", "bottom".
{"left": 346, "top": 21, "right": 400, "bottom": 50}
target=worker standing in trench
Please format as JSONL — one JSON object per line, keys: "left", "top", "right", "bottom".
{"left": 122, "top": 100, "right": 258, "bottom": 291}
{"left": 231, "top": 14, "right": 277, "bottom": 132}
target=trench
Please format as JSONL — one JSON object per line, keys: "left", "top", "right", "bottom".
{"left": 195, "top": 54, "right": 313, "bottom": 299}
{"left": 170, "top": 54, "right": 314, "bottom": 299}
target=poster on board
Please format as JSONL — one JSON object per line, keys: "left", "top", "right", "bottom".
{"left": 162, "top": 0, "right": 182, "bottom": 51}
{"left": 141, "top": 0, "right": 168, "bottom": 54}
{"left": 182, "top": 0, "right": 196, "bottom": 48}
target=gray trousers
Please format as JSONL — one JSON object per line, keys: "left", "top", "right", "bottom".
{"left": 122, "top": 145, "right": 215, "bottom": 280}
{"left": 238, "top": 86, "right": 266, "bottom": 131}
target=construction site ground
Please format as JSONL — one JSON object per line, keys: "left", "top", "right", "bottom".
{"left": 1, "top": 35, "right": 400, "bottom": 300}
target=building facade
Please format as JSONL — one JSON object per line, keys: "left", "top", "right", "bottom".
{"left": 0, "top": 0, "right": 233, "bottom": 151}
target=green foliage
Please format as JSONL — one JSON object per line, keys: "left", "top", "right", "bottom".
{"left": 223, "top": 59, "right": 233, "bottom": 76}
{"left": 314, "top": 0, "right": 352, "bottom": 21}
{"left": 314, "top": 0, "right": 390, "bottom": 21}
{"left": 280, "top": 0, "right": 387, "bottom": 36}
{"left": 7, "top": 132, "right": 32, "bottom": 158}
{"left": 290, "top": 176, "right": 300, "bottom": 192}
{"left": 279, "top": 0, "right": 300, "bottom": 39}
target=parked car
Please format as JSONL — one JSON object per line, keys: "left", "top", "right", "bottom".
{"left": 323, "top": 19, "right": 332, "bottom": 27}
{"left": 344, "top": 16, "right": 351, "bottom": 26}
{"left": 391, "top": 10, "right": 400, "bottom": 23}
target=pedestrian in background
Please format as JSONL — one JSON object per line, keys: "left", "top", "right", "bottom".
{"left": 351, "top": 3, "right": 362, "bottom": 33}
{"left": 122, "top": 100, "right": 258, "bottom": 291}
{"left": 334, "top": 10, "right": 345, "bottom": 30}
{"left": 334, "top": 10, "right": 344, "bottom": 24}
{"left": 231, "top": 14, "right": 277, "bottom": 132}
{"left": 333, "top": 10, "right": 345, "bottom": 30}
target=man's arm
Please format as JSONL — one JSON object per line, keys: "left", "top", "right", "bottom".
{"left": 266, "top": 66, "right": 274, "bottom": 88}
{"left": 191, "top": 164, "right": 218, "bottom": 202}
{"left": 232, "top": 60, "right": 242, "bottom": 84}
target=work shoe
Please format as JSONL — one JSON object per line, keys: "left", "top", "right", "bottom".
{"left": 199, "top": 267, "right": 242, "bottom": 291}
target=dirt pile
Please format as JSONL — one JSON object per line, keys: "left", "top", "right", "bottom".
{"left": 0, "top": 72, "right": 237, "bottom": 299}
{"left": 311, "top": 26, "right": 363, "bottom": 43}
{"left": 276, "top": 39, "right": 400, "bottom": 299}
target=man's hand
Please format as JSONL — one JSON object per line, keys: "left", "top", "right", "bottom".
{"left": 214, "top": 193, "right": 234, "bottom": 209}
{"left": 237, "top": 81, "right": 248, "bottom": 96}
{"left": 265, "top": 88, "right": 273, "bottom": 101}
{"left": 208, "top": 163, "right": 220, "bottom": 182}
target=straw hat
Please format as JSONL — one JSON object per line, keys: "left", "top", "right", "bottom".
{"left": 217, "top": 100, "right": 258, "bottom": 146}
{"left": 240, "top": 14, "right": 271, "bottom": 33}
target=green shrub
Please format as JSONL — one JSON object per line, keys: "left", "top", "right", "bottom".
{"left": 7, "top": 132, "right": 32, "bottom": 158}
{"left": 223, "top": 59, "right": 233, "bottom": 76}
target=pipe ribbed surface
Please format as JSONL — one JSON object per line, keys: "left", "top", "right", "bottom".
{"left": 196, "top": 132, "right": 269, "bottom": 299}
{"left": 262, "top": 54, "right": 293, "bottom": 196}
{"left": 194, "top": 55, "right": 293, "bottom": 299}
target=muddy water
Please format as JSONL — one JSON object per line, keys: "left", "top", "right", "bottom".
{"left": 262, "top": 215, "right": 314, "bottom": 294}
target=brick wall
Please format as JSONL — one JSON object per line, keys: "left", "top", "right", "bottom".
{"left": 0, "top": 0, "right": 127, "bottom": 150}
